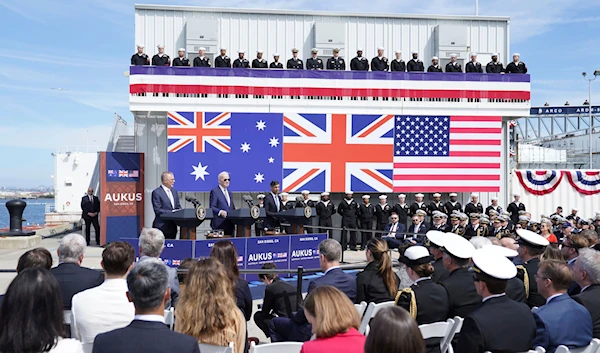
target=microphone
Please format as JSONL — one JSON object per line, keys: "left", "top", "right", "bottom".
{"left": 295, "top": 196, "right": 304, "bottom": 203}
{"left": 185, "top": 196, "right": 201, "bottom": 207}
{"left": 242, "top": 195, "right": 254, "bottom": 208}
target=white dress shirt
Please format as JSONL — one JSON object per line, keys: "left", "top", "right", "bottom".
{"left": 546, "top": 293, "right": 565, "bottom": 304}
{"left": 219, "top": 185, "right": 230, "bottom": 207}
{"left": 161, "top": 185, "right": 174, "bottom": 209}
{"left": 387, "top": 222, "right": 398, "bottom": 237}
{"left": 134, "top": 314, "right": 165, "bottom": 323}
{"left": 482, "top": 293, "right": 506, "bottom": 303}
{"left": 71, "top": 279, "right": 135, "bottom": 344}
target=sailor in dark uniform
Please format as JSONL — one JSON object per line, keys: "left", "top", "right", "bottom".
{"left": 425, "top": 230, "right": 450, "bottom": 283}
{"left": 515, "top": 229, "right": 550, "bottom": 308}
{"left": 172, "top": 48, "right": 190, "bottom": 67}
{"left": 193, "top": 47, "right": 211, "bottom": 67}
{"left": 280, "top": 192, "right": 294, "bottom": 210}
{"left": 233, "top": 50, "right": 250, "bottom": 68}
{"left": 371, "top": 47, "right": 389, "bottom": 71}
{"left": 492, "top": 217, "right": 505, "bottom": 238}
{"left": 374, "top": 195, "right": 392, "bottom": 231}
{"left": 444, "top": 193, "right": 462, "bottom": 215}
{"left": 326, "top": 48, "right": 345, "bottom": 70}
{"left": 440, "top": 232, "right": 481, "bottom": 319}
{"left": 486, "top": 53, "right": 504, "bottom": 73}
{"left": 392, "top": 194, "right": 410, "bottom": 227}
{"left": 131, "top": 44, "right": 150, "bottom": 66}
{"left": 449, "top": 213, "right": 466, "bottom": 237}
{"left": 428, "top": 193, "right": 447, "bottom": 220}
{"left": 269, "top": 53, "right": 283, "bottom": 69}
{"left": 338, "top": 191, "right": 359, "bottom": 251}
{"left": 427, "top": 56, "right": 443, "bottom": 72}
{"left": 152, "top": 45, "right": 170, "bottom": 66}
{"left": 295, "top": 190, "right": 315, "bottom": 208}
{"left": 431, "top": 212, "right": 449, "bottom": 232}
{"left": 286, "top": 48, "right": 303, "bottom": 70}
{"left": 445, "top": 53, "right": 462, "bottom": 73}
{"left": 255, "top": 194, "right": 266, "bottom": 236}
{"left": 358, "top": 195, "right": 376, "bottom": 250}
{"left": 485, "top": 244, "right": 527, "bottom": 303}
{"left": 485, "top": 197, "right": 502, "bottom": 217}
{"left": 214, "top": 48, "right": 231, "bottom": 68}
{"left": 390, "top": 50, "right": 406, "bottom": 72}
{"left": 306, "top": 48, "right": 323, "bottom": 70}
{"left": 465, "top": 53, "right": 483, "bottom": 73}
{"left": 478, "top": 217, "right": 491, "bottom": 238}
{"left": 407, "top": 51, "right": 424, "bottom": 72}
{"left": 410, "top": 193, "right": 428, "bottom": 218}
{"left": 456, "top": 248, "right": 536, "bottom": 353}
{"left": 252, "top": 50, "right": 268, "bottom": 68}
{"left": 464, "top": 193, "right": 483, "bottom": 215}
{"left": 350, "top": 49, "right": 369, "bottom": 71}
{"left": 505, "top": 53, "right": 528, "bottom": 74}
{"left": 316, "top": 192, "right": 335, "bottom": 236}
{"left": 465, "top": 213, "right": 480, "bottom": 239}
{"left": 507, "top": 194, "right": 526, "bottom": 225}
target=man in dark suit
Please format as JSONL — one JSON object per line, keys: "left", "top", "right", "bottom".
{"left": 457, "top": 248, "right": 536, "bottom": 353}
{"left": 264, "top": 180, "right": 283, "bottom": 231}
{"left": 572, "top": 249, "right": 600, "bottom": 339}
{"left": 562, "top": 234, "right": 590, "bottom": 295}
{"left": 51, "top": 234, "right": 104, "bottom": 309}
{"left": 151, "top": 171, "right": 181, "bottom": 239}
{"left": 270, "top": 239, "right": 356, "bottom": 342}
{"left": 533, "top": 260, "right": 592, "bottom": 353}
{"left": 381, "top": 213, "right": 406, "bottom": 249}
{"left": 407, "top": 211, "right": 429, "bottom": 243}
{"left": 81, "top": 187, "right": 100, "bottom": 246}
{"left": 92, "top": 259, "right": 199, "bottom": 353}
{"left": 253, "top": 263, "right": 298, "bottom": 338}
{"left": 209, "top": 171, "right": 236, "bottom": 235}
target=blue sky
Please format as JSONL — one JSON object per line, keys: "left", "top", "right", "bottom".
{"left": 1, "top": 0, "right": 599, "bottom": 187}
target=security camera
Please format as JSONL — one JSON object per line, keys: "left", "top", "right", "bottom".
{"left": 583, "top": 72, "right": 587, "bottom": 77}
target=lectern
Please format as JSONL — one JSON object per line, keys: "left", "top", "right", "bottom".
{"left": 276, "top": 207, "right": 317, "bottom": 234}
{"left": 228, "top": 206, "right": 265, "bottom": 237}
{"left": 160, "top": 207, "right": 213, "bottom": 240}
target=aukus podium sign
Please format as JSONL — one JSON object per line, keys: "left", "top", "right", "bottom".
{"left": 122, "top": 233, "right": 327, "bottom": 281}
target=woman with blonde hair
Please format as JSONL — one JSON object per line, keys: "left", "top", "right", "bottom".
{"left": 540, "top": 219, "right": 558, "bottom": 244}
{"left": 301, "top": 286, "right": 365, "bottom": 353}
{"left": 356, "top": 238, "right": 400, "bottom": 303}
{"left": 176, "top": 258, "right": 246, "bottom": 353}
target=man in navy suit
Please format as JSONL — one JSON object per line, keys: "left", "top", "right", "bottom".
{"left": 380, "top": 213, "right": 406, "bottom": 249}
{"left": 151, "top": 171, "right": 181, "bottom": 239}
{"left": 81, "top": 187, "right": 101, "bottom": 246}
{"left": 532, "top": 260, "right": 592, "bottom": 353}
{"left": 263, "top": 180, "right": 283, "bottom": 231}
{"left": 407, "top": 211, "right": 429, "bottom": 243}
{"left": 209, "top": 171, "right": 236, "bottom": 235}
{"left": 269, "top": 239, "right": 357, "bottom": 342}
{"left": 572, "top": 249, "right": 600, "bottom": 339}
{"left": 92, "top": 258, "right": 199, "bottom": 353}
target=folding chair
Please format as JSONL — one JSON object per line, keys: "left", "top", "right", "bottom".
{"left": 198, "top": 342, "right": 234, "bottom": 353}
{"left": 355, "top": 301, "right": 368, "bottom": 318}
{"left": 555, "top": 338, "right": 600, "bottom": 353}
{"left": 420, "top": 318, "right": 455, "bottom": 353}
{"left": 358, "top": 301, "right": 395, "bottom": 334}
{"left": 250, "top": 341, "right": 303, "bottom": 353}
{"left": 164, "top": 307, "right": 175, "bottom": 330}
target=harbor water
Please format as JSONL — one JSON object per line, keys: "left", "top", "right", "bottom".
{"left": 0, "top": 199, "right": 54, "bottom": 228}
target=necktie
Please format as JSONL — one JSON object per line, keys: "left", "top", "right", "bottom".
{"left": 166, "top": 188, "right": 174, "bottom": 208}
{"left": 224, "top": 189, "right": 230, "bottom": 207}
{"left": 89, "top": 195, "right": 92, "bottom": 203}
{"left": 388, "top": 223, "right": 396, "bottom": 237}
{"left": 274, "top": 194, "right": 280, "bottom": 210}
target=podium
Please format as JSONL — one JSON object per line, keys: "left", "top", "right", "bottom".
{"left": 276, "top": 207, "right": 316, "bottom": 234}
{"left": 160, "top": 208, "right": 213, "bottom": 240}
{"left": 228, "top": 207, "right": 266, "bottom": 237}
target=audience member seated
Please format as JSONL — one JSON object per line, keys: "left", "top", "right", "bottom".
{"left": 456, "top": 248, "right": 536, "bottom": 353}
{"left": 562, "top": 234, "right": 590, "bottom": 295}
{"left": 177, "top": 258, "right": 197, "bottom": 296}
{"left": 270, "top": 239, "right": 357, "bottom": 342}
{"left": 532, "top": 260, "right": 592, "bottom": 353}
{"left": 572, "top": 249, "right": 600, "bottom": 339}
{"left": 0, "top": 247, "right": 53, "bottom": 305}
{"left": 50, "top": 233, "right": 103, "bottom": 309}
{"left": 92, "top": 259, "right": 199, "bottom": 353}
{"left": 138, "top": 228, "right": 180, "bottom": 307}
{"left": 300, "top": 286, "right": 365, "bottom": 353}
{"left": 356, "top": 238, "right": 400, "bottom": 304}
{"left": 253, "top": 263, "right": 298, "bottom": 338}
{"left": 71, "top": 241, "right": 136, "bottom": 344}
{"left": 540, "top": 245, "right": 563, "bottom": 261}
{"left": 0, "top": 268, "right": 83, "bottom": 353}
{"left": 425, "top": 231, "right": 449, "bottom": 283}
{"left": 364, "top": 306, "right": 426, "bottom": 353}
{"left": 469, "top": 236, "right": 492, "bottom": 249}
{"left": 210, "top": 240, "right": 252, "bottom": 321}
{"left": 381, "top": 213, "right": 406, "bottom": 249}
{"left": 176, "top": 258, "right": 246, "bottom": 353}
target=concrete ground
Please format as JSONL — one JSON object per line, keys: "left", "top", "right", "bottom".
{"left": 0, "top": 231, "right": 413, "bottom": 343}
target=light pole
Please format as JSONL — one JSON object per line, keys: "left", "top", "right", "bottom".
{"left": 582, "top": 70, "right": 600, "bottom": 168}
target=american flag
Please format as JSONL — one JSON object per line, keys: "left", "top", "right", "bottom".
{"left": 283, "top": 113, "right": 393, "bottom": 192}
{"left": 393, "top": 115, "right": 501, "bottom": 192}
{"left": 128, "top": 170, "right": 139, "bottom": 178}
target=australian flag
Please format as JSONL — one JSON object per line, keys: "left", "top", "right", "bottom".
{"left": 167, "top": 112, "right": 283, "bottom": 192}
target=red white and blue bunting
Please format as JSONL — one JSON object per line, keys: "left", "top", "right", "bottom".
{"left": 565, "top": 171, "right": 600, "bottom": 195}
{"left": 515, "top": 170, "right": 563, "bottom": 195}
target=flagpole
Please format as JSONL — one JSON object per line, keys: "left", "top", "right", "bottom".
{"left": 475, "top": 0, "right": 479, "bottom": 16}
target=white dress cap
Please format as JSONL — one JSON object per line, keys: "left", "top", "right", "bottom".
{"left": 492, "top": 53, "right": 499, "bottom": 56}
{"left": 513, "top": 193, "right": 520, "bottom": 197}
{"left": 481, "top": 245, "right": 518, "bottom": 258}
{"left": 471, "top": 193, "right": 479, "bottom": 198}
{"left": 470, "top": 52, "right": 477, "bottom": 57}
{"left": 415, "top": 193, "right": 424, "bottom": 198}
{"left": 137, "top": 44, "right": 145, "bottom": 48}
{"left": 449, "top": 193, "right": 458, "bottom": 197}
{"left": 432, "top": 56, "right": 439, "bottom": 60}
{"left": 450, "top": 53, "right": 458, "bottom": 58}
{"left": 321, "top": 192, "right": 330, "bottom": 196}
{"left": 426, "top": 230, "right": 445, "bottom": 247}
{"left": 395, "top": 50, "right": 402, "bottom": 54}
{"left": 257, "top": 50, "right": 263, "bottom": 53}
{"left": 398, "top": 194, "right": 406, "bottom": 198}
{"left": 357, "top": 48, "right": 363, "bottom": 52}
{"left": 379, "top": 195, "right": 387, "bottom": 200}
{"left": 513, "top": 53, "right": 520, "bottom": 57}
{"left": 345, "top": 191, "right": 354, "bottom": 195}
{"left": 472, "top": 248, "right": 517, "bottom": 280}
{"left": 280, "top": 192, "right": 289, "bottom": 197}
{"left": 178, "top": 48, "right": 185, "bottom": 52}
{"left": 362, "top": 195, "right": 371, "bottom": 199}
{"left": 257, "top": 194, "right": 266, "bottom": 199}
{"left": 416, "top": 209, "right": 427, "bottom": 216}
{"left": 157, "top": 45, "right": 164, "bottom": 49}
{"left": 491, "top": 197, "right": 498, "bottom": 201}
{"left": 412, "top": 50, "right": 418, "bottom": 54}
{"left": 516, "top": 229, "right": 550, "bottom": 247}
{"left": 273, "top": 53, "right": 280, "bottom": 56}
{"left": 433, "top": 193, "right": 441, "bottom": 197}
{"left": 301, "top": 190, "right": 310, "bottom": 195}
{"left": 442, "top": 233, "right": 475, "bottom": 259}
{"left": 400, "top": 246, "right": 433, "bottom": 266}
{"left": 377, "top": 47, "right": 385, "bottom": 51}
{"left": 199, "top": 47, "right": 206, "bottom": 51}
{"left": 238, "top": 50, "right": 245, "bottom": 54}
{"left": 220, "top": 47, "right": 227, "bottom": 51}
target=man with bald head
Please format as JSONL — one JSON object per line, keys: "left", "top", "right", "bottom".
{"left": 209, "top": 171, "right": 236, "bottom": 235}
{"left": 81, "top": 187, "right": 101, "bottom": 246}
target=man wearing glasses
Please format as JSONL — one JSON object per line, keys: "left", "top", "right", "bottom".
{"left": 209, "top": 171, "right": 236, "bottom": 236}
{"left": 381, "top": 213, "right": 406, "bottom": 249}
{"left": 561, "top": 234, "right": 590, "bottom": 295}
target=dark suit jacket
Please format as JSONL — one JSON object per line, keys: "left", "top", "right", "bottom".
{"left": 151, "top": 186, "right": 181, "bottom": 234}
{"left": 261, "top": 277, "right": 298, "bottom": 318}
{"left": 92, "top": 320, "right": 200, "bottom": 353}
{"left": 383, "top": 222, "right": 406, "bottom": 239}
{"left": 573, "top": 284, "right": 600, "bottom": 339}
{"left": 209, "top": 186, "right": 235, "bottom": 230}
{"left": 441, "top": 267, "right": 482, "bottom": 319}
{"left": 457, "top": 295, "right": 536, "bottom": 353}
{"left": 81, "top": 195, "right": 100, "bottom": 220}
{"left": 533, "top": 294, "right": 592, "bottom": 353}
{"left": 506, "top": 277, "right": 527, "bottom": 303}
{"left": 431, "top": 258, "right": 450, "bottom": 283}
{"left": 263, "top": 193, "right": 283, "bottom": 230}
{"left": 356, "top": 261, "right": 400, "bottom": 304}
{"left": 235, "top": 277, "right": 253, "bottom": 321}
{"left": 50, "top": 263, "right": 104, "bottom": 309}
{"left": 408, "top": 222, "right": 429, "bottom": 235}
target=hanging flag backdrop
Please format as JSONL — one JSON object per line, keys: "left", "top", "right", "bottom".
{"left": 565, "top": 171, "right": 600, "bottom": 195}
{"left": 515, "top": 170, "right": 600, "bottom": 195}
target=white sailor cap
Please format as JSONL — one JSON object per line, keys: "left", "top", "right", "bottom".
{"left": 492, "top": 53, "right": 499, "bottom": 57}
{"left": 426, "top": 230, "right": 445, "bottom": 247}
{"left": 273, "top": 53, "right": 280, "bottom": 56}
{"left": 513, "top": 193, "right": 520, "bottom": 197}
{"left": 398, "top": 194, "right": 406, "bottom": 198}
{"left": 257, "top": 194, "right": 266, "bottom": 199}
{"left": 513, "top": 53, "right": 520, "bottom": 57}
{"left": 137, "top": 44, "right": 145, "bottom": 48}
{"left": 471, "top": 193, "right": 479, "bottom": 198}
{"left": 345, "top": 191, "right": 354, "bottom": 195}
{"left": 321, "top": 192, "right": 330, "bottom": 196}
{"left": 395, "top": 50, "right": 402, "bottom": 54}
{"left": 362, "top": 195, "right": 371, "bottom": 199}
{"left": 280, "top": 192, "right": 289, "bottom": 197}
{"left": 400, "top": 246, "right": 433, "bottom": 266}
{"left": 178, "top": 48, "right": 185, "bottom": 52}
{"left": 572, "top": 208, "right": 579, "bottom": 212}
{"left": 198, "top": 47, "right": 206, "bottom": 51}
{"left": 257, "top": 49, "right": 263, "bottom": 53}
{"left": 416, "top": 209, "right": 427, "bottom": 216}
{"left": 491, "top": 197, "right": 498, "bottom": 201}
{"left": 412, "top": 50, "right": 419, "bottom": 54}
{"left": 357, "top": 48, "right": 363, "bottom": 52}
{"left": 449, "top": 193, "right": 458, "bottom": 197}
{"left": 415, "top": 193, "right": 424, "bottom": 198}
{"left": 238, "top": 50, "right": 245, "bottom": 54}
{"left": 157, "top": 44, "right": 165, "bottom": 49}
{"left": 432, "top": 56, "right": 439, "bottom": 60}
{"left": 377, "top": 47, "right": 385, "bottom": 51}
{"left": 311, "top": 48, "right": 318, "bottom": 53}
{"left": 220, "top": 47, "right": 227, "bottom": 51}
{"left": 450, "top": 53, "right": 458, "bottom": 58}
{"left": 442, "top": 233, "right": 475, "bottom": 259}
{"left": 472, "top": 248, "right": 517, "bottom": 280}
{"left": 301, "top": 190, "right": 310, "bottom": 195}
{"left": 433, "top": 193, "right": 441, "bottom": 197}
{"left": 481, "top": 244, "right": 518, "bottom": 258}
{"left": 379, "top": 195, "right": 387, "bottom": 200}
{"left": 517, "top": 228, "right": 549, "bottom": 248}
{"left": 470, "top": 52, "right": 477, "bottom": 57}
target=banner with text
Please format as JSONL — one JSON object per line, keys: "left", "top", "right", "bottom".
{"left": 122, "top": 238, "right": 193, "bottom": 267}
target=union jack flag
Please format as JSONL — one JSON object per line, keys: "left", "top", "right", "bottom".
{"left": 167, "top": 112, "right": 231, "bottom": 153}
{"left": 118, "top": 170, "right": 128, "bottom": 177}
{"left": 283, "top": 113, "right": 394, "bottom": 192}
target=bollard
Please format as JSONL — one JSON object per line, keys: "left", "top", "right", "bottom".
{"left": 0, "top": 199, "right": 36, "bottom": 237}
{"left": 296, "top": 266, "right": 304, "bottom": 311}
